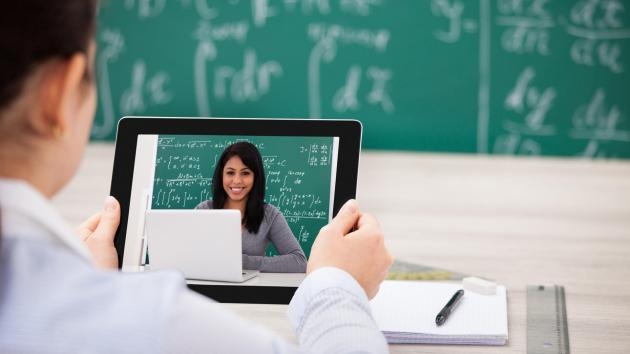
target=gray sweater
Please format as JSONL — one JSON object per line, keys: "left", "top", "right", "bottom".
{"left": 195, "top": 201, "right": 307, "bottom": 273}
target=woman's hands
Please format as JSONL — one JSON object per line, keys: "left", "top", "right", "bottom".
{"left": 73, "top": 194, "right": 394, "bottom": 299}
{"left": 76, "top": 196, "right": 121, "bottom": 270}
{"left": 307, "top": 199, "right": 393, "bottom": 299}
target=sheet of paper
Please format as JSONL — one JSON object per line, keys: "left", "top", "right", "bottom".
{"left": 369, "top": 280, "right": 508, "bottom": 344}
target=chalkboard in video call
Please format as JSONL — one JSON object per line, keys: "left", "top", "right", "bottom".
{"left": 152, "top": 135, "right": 335, "bottom": 258}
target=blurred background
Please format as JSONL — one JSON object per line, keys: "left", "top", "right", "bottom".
{"left": 92, "top": 0, "right": 630, "bottom": 158}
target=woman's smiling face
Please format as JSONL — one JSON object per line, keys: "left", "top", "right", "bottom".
{"left": 222, "top": 155, "right": 254, "bottom": 203}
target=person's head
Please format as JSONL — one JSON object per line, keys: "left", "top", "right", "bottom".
{"left": 0, "top": 1, "right": 99, "bottom": 197}
{"left": 212, "top": 142, "right": 266, "bottom": 233}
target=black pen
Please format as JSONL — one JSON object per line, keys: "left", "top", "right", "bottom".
{"left": 435, "top": 289, "right": 464, "bottom": 326}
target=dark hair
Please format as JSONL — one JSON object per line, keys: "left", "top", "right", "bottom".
{"left": 212, "top": 142, "right": 266, "bottom": 233}
{"left": 0, "top": 1, "right": 98, "bottom": 111}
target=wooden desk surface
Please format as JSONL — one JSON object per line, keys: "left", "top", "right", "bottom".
{"left": 54, "top": 143, "right": 630, "bottom": 354}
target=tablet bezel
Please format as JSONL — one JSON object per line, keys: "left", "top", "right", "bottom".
{"left": 111, "top": 116, "right": 362, "bottom": 304}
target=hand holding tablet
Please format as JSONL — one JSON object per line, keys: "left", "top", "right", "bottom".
{"left": 308, "top": 199, "right": 392, "bottom": 300}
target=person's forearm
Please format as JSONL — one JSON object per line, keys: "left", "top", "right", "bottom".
{"left": 242, "top": 252, "right": 307, "bottom": 273}
{"left": 288, "top": 268, "right": 389, "bottom": 354}
{"left": 296, "top": 287, "right": 388, "bottom": 353}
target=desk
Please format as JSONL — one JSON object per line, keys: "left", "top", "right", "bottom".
{"left": 54, "top": 143, "right": 630, "bottom": 354}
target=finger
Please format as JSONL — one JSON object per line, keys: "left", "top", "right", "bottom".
{"left": 368, "top": 284, "right": 381, "bottom": 300}
{"left": 325, "top": 199, "right": 360, "bottom": 236}
{"left": 79, "top": 212, "right": 101, "bottom": 231}
{"left": 76, "top": 212, "right": 102, "bottom": 240}
{"left": 348, "top": 212, "right": 380, "bottom": 237}
{"left": 91, "top": 196, "right": 121, "bottom": 242}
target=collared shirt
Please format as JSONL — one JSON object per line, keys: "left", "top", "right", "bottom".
{"left": 0, "top": 179, "right": 388, "bottom": 354}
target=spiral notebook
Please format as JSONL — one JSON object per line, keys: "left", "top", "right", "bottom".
{"left": 369, "top": 280, "right": 508, "bottom": 345}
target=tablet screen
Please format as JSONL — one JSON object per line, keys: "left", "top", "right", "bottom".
{"left": 111, "top": 117, "right": 361, "bottom": 303}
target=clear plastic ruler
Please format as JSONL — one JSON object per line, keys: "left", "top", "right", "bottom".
{"left": 527, "top": 285, "right": 570, "bottom": 354}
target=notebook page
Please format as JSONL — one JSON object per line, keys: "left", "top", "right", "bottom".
{"left": 370, "top": 281, "right": 508, "bottom": 337}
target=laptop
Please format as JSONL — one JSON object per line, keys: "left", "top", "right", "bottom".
{"left": 144, "top": 209, "right": 259, "bottom": 282}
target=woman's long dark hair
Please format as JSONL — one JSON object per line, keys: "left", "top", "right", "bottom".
{"left": 212, "top": 142, "right": 266, "bottom": 233}
{"left": 0, "top": 1, "right": 98, "bottom": 110}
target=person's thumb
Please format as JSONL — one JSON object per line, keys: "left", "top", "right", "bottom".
{"left": 326, "top": 199, "right": 360, "bottom": 236}
{"left": 93, "top": 196, "right": 120, "bottom": 241}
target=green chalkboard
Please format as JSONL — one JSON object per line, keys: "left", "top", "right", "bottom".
{"left": 152, "top": 134, "right": 335, "bottom": 258}
{"left": 94, "top": 1, "right": 630, "bottom": 158}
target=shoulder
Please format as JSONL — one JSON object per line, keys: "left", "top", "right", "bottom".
{"left": 263, "top": 203, "right": 282, "bottom": 219}
{"left": 262, "top": 203, "right": 288, "bottom": 226}
{"left": 195, "top": 199, "right": 214, "bottom": 209}
{"left": 264, "top": 203, "right": 281, "bottom": 214}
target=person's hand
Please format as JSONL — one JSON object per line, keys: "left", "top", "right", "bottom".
{"left": 76, "top": 196, "right": 121, "bottom": 270}
{"left": 307, "top": 199, "right": 393, "bottom": 299}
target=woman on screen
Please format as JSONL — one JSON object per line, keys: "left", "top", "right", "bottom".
{"left": 195, "top": 142, "right": 307, "bottom": 273}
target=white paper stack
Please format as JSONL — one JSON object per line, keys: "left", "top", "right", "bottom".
{"left": 370, "top": 280, "right": 508, "bottom": 345}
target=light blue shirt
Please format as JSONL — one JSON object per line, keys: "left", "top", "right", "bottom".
{"left": 0, "top": 179, "right": 388, "bottom": 353}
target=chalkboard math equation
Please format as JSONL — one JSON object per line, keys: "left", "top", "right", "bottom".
{"left": 95, "top": 1, "right": 629, "bottom": 158}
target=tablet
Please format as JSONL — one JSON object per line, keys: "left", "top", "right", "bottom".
{"left": 111, "top": 117, "right": 362, "bottom": 304}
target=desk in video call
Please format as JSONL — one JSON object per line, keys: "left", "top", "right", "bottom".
{"left": 187, "top": 273, "right": 306, "bottom": 287}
